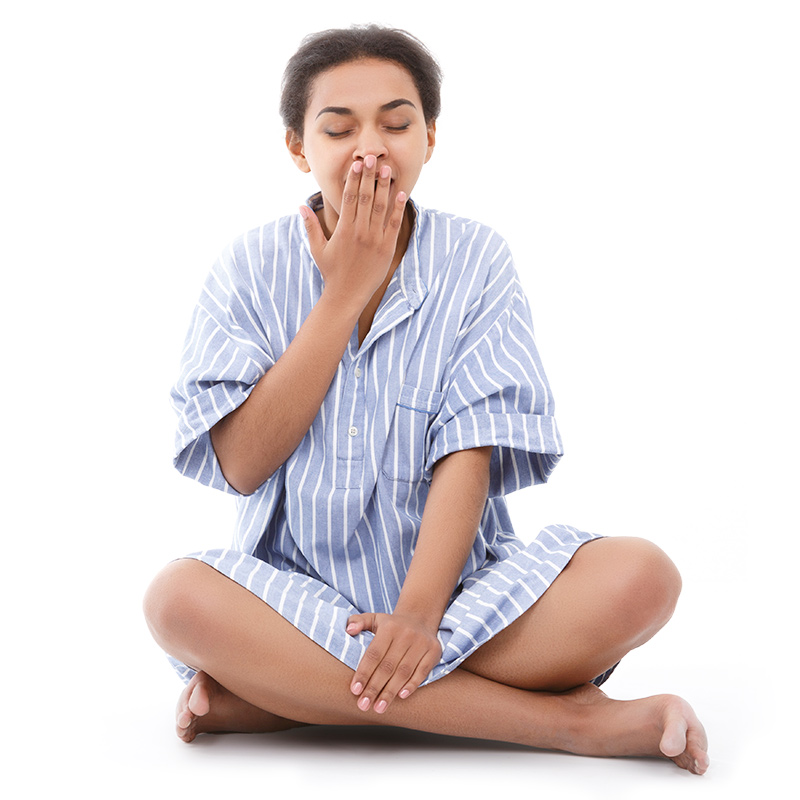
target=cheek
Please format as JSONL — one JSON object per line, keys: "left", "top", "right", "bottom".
{"left": 399, "top": 151, "right": 427, "bottom": 185}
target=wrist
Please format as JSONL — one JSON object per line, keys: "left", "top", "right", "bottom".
{"left": 319, "top": 282, "right": 369, "bottom": 322}
{"left": 315, "top": 286, "right": 365, "bottom": 330}
{"left": 392, "top": 600, "right": 443, "bottom": 634}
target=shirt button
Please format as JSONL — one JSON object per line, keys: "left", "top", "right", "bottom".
{"left": 348, "top": 426, "right": 358, "bottom": 437}
{"left": 354, "top": 367, "right": 362, "bottom": 379}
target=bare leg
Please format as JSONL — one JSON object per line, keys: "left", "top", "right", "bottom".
{"left": 461, "top": 537, "right": 683, "bottom": 690}
{"left": 143, "top": 552, "right": 708, "bottom": 773}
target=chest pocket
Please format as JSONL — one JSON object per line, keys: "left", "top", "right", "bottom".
{"left": 382, "top": 384, "right": 445, "bottom": 483}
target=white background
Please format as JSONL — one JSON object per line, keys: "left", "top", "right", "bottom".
{"left": 2, "top": 1, "right": 797, "bottom": 797}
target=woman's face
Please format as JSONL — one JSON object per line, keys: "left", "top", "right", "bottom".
{"left": 287, "top": 58, "right": 436, "bottom": 236}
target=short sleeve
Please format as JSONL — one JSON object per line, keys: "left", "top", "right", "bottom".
{"left": 427, "top": 276, "right": 563, "bottom": 497}
{"left": 170, "top": 249, "right": 277, "bottom": 494}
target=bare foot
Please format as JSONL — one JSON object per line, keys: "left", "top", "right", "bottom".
{"left": 175, "top": 671, "right": 307, "bottom": 742}
{"left": 173, "top": 674, "right": 708, "bottom": 774}
{"left": 558, "top": 683, "right": 709, "bottom": 774}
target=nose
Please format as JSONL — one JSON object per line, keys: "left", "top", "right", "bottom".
{"left": 352, "top": 125, "right": 388, "bottom": 163}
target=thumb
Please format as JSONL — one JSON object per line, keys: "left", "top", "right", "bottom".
{"left": 346, "top": 613, "right": 377, "bottom": 636}
{"left": 299, "top": 205, "right": 327, "bottom": 256}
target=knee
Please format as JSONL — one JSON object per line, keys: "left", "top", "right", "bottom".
{"left": 600, "top": 537, "right": 682, "bottom": 638}
{"left": 143, "top": 559, "right": 213, "bottom": 652}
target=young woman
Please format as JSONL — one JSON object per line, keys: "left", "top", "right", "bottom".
{"left": 144, "top": 25, "right": 709, "bottom": 774}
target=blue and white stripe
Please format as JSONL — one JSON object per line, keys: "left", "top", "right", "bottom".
{"left": 169, "top": 196, "right": 600, "bottom": 684}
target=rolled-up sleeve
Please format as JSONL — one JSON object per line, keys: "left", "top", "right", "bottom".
{"left": 170, "top": 251, "right": 276, "bottom": 494}
{"left": 427, "top": 281, "right": 563, "bottom": 497}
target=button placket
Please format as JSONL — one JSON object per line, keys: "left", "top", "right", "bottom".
{"left": 336, "top": 358, "right": 366, "bottom": 487}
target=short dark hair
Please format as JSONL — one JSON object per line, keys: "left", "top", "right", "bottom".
{"left": 280, "top": 25, "right": 442, "bottom": 138}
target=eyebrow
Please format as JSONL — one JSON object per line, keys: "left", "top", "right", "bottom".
{"left": 315, "top": 98, "right": 417, "bottom": 120}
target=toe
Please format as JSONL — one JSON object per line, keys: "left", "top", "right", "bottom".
{"left": 187, "top": 681, "right": 211, "bottom": 717}
{"left": 659, "top": 718, "right": 687, "bottom": 759}
{"left": 658, "top": 702, "right": 688, "bottom": 759}
{"left": 176, "top": 708, "right": 193, "bottom": 729}
{"left": 686, "top": 728, "right": 710, "bottom": 774}
{"left": 175, "top": 674, "right": 203, "bottom": 742}
{"left": 660, "top": 697, "right": 709, "bottom": 774}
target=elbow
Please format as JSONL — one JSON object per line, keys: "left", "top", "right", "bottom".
{"left": 210, "top": 419, "right": 274, "bottom": 495}
{"left": 219, "top": 462, "right": 273, "bottom": 496}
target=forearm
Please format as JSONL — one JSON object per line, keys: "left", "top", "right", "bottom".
{"left": 394, "top": 446, "right": 493, "bottom": 629}
{"left": 210, "top": 290, "right": 361, "bottom": 495}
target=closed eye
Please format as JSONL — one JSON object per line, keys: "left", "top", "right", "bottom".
{"left": 324, "top": 124, "right": 409, "bottom": 137}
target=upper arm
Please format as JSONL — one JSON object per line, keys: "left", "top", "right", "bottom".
{"left": 430, "top": 445, "right": 493, "bottom": 501}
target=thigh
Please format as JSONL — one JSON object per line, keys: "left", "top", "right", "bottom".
{"left": 460, "top": 537, "right": 681, "bottom": 691}
{"left": 148, "top": 550, "right": 375, "bottom": 680}
{"left": 145, "top": 560, "right": 362, "bottom": 708}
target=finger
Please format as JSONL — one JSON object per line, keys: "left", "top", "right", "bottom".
{"left": 372, "top": 645, "right": 430, "bottom": 714}
{"left": 371, "top": 164, "right": 391, "bottom": 225}
{"left": 351, "top": 628, "right": 408, "bottom": 706}
{"left": 339, "top": 160, "right": 363, "bottom": 225}
{"left": 298, "top": 205, "right": 327, "bottom": 256}
{"left": 349, "top": 621, "right": 386, "bottom": 696}
{"left": 395, "top": 648, "right": 440, "bottom": 702}
{"left": 354, "top": 154, "right": 378, "bottom": 229}
{"left": 385, "top": 190, "right": 408, "bottom": 237}
{"left": 356, "top": 639, "right": 412, "bottom": 712}
{"left": 345, "top": 612, "right": 374, "bottom": 636}
{"left": 346, "top": 620, "right": 363, "bottom": 636}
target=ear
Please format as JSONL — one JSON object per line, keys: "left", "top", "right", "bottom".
{"left": 286, "top": 129, "right": 311, "bottom": 173}
{"left": 424, "top": 121, "right": 436, "bottom": 164}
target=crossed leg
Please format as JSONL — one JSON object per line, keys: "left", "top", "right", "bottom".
{"left": 143, "top": 537, "right": 708, "bottom": 773}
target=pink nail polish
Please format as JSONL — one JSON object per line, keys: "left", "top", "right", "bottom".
{"left": 352, "top": 682, "right": 363, "bottom": 694}
{"left": 358, "top": 696, "right": 370, "bottom": 711}
{"left": 353, "top": 161, "right": 363, "bottom": 174}
{"left": 375, "top": 700, "right": 387, "bottom": 714}
{"left": 399, "top": 689, "right": 410, "bottom": 699}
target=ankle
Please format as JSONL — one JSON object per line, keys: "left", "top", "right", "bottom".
{"left": 538, "top": 686, "right": 610, "bottom": 755}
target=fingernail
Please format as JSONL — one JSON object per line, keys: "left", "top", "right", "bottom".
{"left": 375, "top": 700, "right": 387, "bottom": 714}
{"left": 346, "top": 622, "right": 359, "bottom": 634}
{"left": 380, "top": 165, "right": 390, "bottom": 179}
{"left": 353, "top": 161, "right": 362, "bottom": 174}
{"left": 397, "top": 191, "right": 407, "bottom": 203}
{"left": 399, "top": 689, "right": 410, "bottom": 699}
{"left": 298, "top": 205, "right": 309, "bottom": 219}
{"left": 351, "top": 682, "right": 363, "bottom": 695}
{"left": 365, "top": 155, "right": 376, "bottom": 169}
{"left": 358, "top": 696, "right": 370, "bottom": 711}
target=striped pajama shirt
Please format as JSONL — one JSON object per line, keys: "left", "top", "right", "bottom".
{"left": 167, "top": 194, "right": 602, "bottom": 686}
